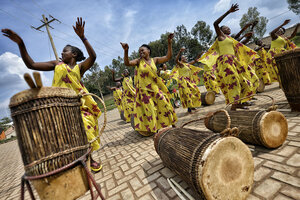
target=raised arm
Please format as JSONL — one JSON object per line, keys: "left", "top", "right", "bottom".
{"left": 287, "top": 23, "right": 300, "bottom": 40}
{"left": 106, "top": 86, "right": 116, "bottom": 91}
{"left": 111, "top": 70, "right": 123, "bottom": 82}
{"left": 73, "top": 18, "right": 96, "bottom": 77}
{"left": 176, "top": 47, "right": 185, "bottom": 65}
{"left": 240, "top": 32, "right": 253, "bottom": 44}
{"left": 120, "top": 42, "right": 139, "bottom": 67}
{"left": 234, "top": 22, "right": 252, "bottom": 40}
{"left": 214, "top": 3, "right": 239, "bottom": 41}
{"left": 270, "top": 19, "right": 290, "bottom": 40}
{"left": 154, "top": 33, "right": 174, "bottom": 64}
{"left": 2, "top": 29, "right": 57, "bottom": 71}
{"left": 189, "top": 52, "right": 203, "bottom": 65}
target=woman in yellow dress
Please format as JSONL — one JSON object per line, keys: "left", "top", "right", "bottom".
{"left": 2, "top": 18, "right": 102, "bottom": 172}
{"left": 120, "top": 33, "right": 177, "bottom": 134}
{"left": 174, "top": 47, "right": 203, "bottom": 113}
{"left": 111, "top": 69, "right": 135, "bottom": 122}
{"left": 268, "top": 20, "right": 299, "bottom": 83}
{"left": 107, "top": 82, "right": 123, "bottom": 116}
{"left": 199, "top": 4, "right": 259, "bottom": 110}
{"left": 253, "top": 39, "right": 271, "bottom": 85}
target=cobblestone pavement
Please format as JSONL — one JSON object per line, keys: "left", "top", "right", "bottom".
{"left": 1, "top": 83, "right": 299, "bottom": 200}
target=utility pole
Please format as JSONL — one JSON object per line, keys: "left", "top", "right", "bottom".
{"left": 32, "top": 15, "right": 59, "bottom": 61}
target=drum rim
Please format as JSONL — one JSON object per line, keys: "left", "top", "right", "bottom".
{"left": 274, "top": 47, "right": 300, "bottom": 58}
{"left": 199, "top": 136, "right": 254, "bottom": 199}
{"left": 260, "top": 111, "right": 288, "bottom": 148}
{"left": 10, "top": 87, "right": 78, "bottom": 107}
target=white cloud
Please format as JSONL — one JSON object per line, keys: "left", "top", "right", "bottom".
{"left": 213, "top": 0, "right": 231, "bottom": 13}
{"left": 0, "top": 52, "right": 52, "bottom": 118}
{"left": 123, "top": 10, "right": 138, "bottom": 42}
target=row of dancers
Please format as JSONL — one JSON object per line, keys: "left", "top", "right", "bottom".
{"left": 2, "top": 4, "right": 298, "bottom": 172}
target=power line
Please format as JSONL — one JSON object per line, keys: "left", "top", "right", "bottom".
{"left": 10, "top": 0, "right": 41, "bottom": 21}
{"left": 28, "top": 0, "right": 122, "bottom": 55}
{"left": 268, "top": 10, "right": 291, "bottom": 21}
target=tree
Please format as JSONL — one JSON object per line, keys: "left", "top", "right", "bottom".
{"left": 0, "top": 117, "right": 12, "bottom": 131}
{"left": 287, "top": 0, "right": 300, "bottom": 15}
{"left": 239, "top": 7, "right": 268, "bottom": 41}
{"left": 191, "top": 21, "right": 214, "bottom": 50}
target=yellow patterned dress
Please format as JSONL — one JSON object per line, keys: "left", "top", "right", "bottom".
{"left": 171, "top": 63, "right": 202, "bottom": 108}
{"left": 133, "top": 58, "right": 177, "bottom": 133}
{"left": 52, "top": 62, "right": 101, "bottom": 151}
{"left": 199, "top": 36, "right": 259, "bottom": 104}
{"left": 121, "top": 76, "right": 136, "bottom": 122}
{"left": 253, "top": 48, "right": 271, "bottom": 85}
{"left": 113, "top": 88, "right": 123, "bottom": 114}
{"left": 268, "top": 36, "right": 297, "bottom": 82}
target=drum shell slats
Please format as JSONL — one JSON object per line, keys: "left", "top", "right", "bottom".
{"left": 9, "top": 87, "right": 88, "bottom": 176}
{"left": 275, "top": 48, "right": 300, "bottom": 111}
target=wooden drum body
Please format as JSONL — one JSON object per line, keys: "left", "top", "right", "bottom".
{"left": 205, "top": 110, "right": 288, "bottom": 148}
{"left": 275, "top": 48, "right": 300, "bottom": 111}
{"left": 154, "top": 127, "right": 254, "bottom": 200}
{"left": 201, "top": 91, "right": 215, "bottom": 106}
{"left": 9, "top": 87, "right": 90, "bottom": 200}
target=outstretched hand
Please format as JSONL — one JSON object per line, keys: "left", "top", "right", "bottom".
{"left": 73, "top": 17, "right": 85, "bottom": 39}
{"left": 228, "top": 3, "right": 239, "bottom": 13}
{"left": 168, "top": 33, "right": 174, "bottom": 42}
{"left": 283, "top": 19, "right": 291, "bottom": 26}
{"left": 120, "top": 42, "right": 129, "bottom": 51}
{"left": 2, "top": 29, "right": 23, "bottom": 44}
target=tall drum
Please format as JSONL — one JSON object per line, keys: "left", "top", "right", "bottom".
{"left": 10, "top": 87, "right": 90, "bottom": 200}
{"left": 204, "top": 110, "right": 288, "bottom": 148}
{"left": 154, "top": 127, "right": 254, "bottom": 200}
{"left": 275, "top": 48, "right": 300, "bottom": 111}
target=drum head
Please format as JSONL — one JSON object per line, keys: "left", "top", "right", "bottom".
{"left": 205, "top": 91, "right": 216, "bottom": 105}
{"left": 260, "top": 111, "right": 288, "bottom": 148}
{"left": 200, "top": 137, "right": 253, "bottom": 200}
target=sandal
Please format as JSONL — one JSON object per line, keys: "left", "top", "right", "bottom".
{"left": 90, "top": 159, "right": 102, "bottom": 173}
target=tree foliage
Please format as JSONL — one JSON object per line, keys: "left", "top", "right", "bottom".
{"left": 287, "top": 0, "right": 300, "bottom": 15}
{"left": 240, "top": 7, "right": 268, "bottom": 40}
{"left": 83, "top": 20, "right": 215, "bottom": 95}
{"left": 0, "top": 117, "right": 12, "bottom": 131}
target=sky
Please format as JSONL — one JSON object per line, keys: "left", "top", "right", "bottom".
{"left": 0, "top": 0, "right": 299, "bottom": 119}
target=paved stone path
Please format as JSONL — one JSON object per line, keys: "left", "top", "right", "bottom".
{"left": 1, "top": 83, "right": 299, "bottom": 200}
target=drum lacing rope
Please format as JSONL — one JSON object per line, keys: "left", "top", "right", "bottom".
{"left": 225, "top": 94, "right": 276, "bottom": 111}
{"left": 181, "top": 109, "right": 239, "bottom": 137}
{"left": 24, "top": 92, "right": 107, "bottom": 171}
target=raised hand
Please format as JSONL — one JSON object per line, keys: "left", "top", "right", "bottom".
{"left": 73, "top": 17, "right": 85, "bottom": 39}
{"left": 120, "top": 42, "right": 129, "bottom": 51}
{"left": 228, "top": 3, "right": 239, "bottom": 13}
{"left": 283, "top": 19, "right": 291, "bottom": 26}
{"left": 2, "top": 29, "right": 23, "bottom": 44}
{"left": 168, "top": 33, "right": 174, "bottom": 42}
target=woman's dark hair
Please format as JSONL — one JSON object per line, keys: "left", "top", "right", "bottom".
{"left": 140, "top": 44, "right": 151, "bottom": 55}
{"left": 255, "top": 39, "right": 261, "bottom": 45}
{"left": 65, "top": 44, "right": 86, "bottom": 62}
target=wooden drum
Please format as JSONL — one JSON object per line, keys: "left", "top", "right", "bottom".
{"left": 205, "top": 110, "right": 288, "bottom": 148}
{"left": 275, "top": 48, "right": 300, "bottom": 111}
{"left": 201, "top": 91, "right": 215, "bottom": 106}
{"left": 154, "top": 127, "right": 254, "bottom": 200}
{"left": 9, "top": 87, "right": 89, "bottom": 200}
